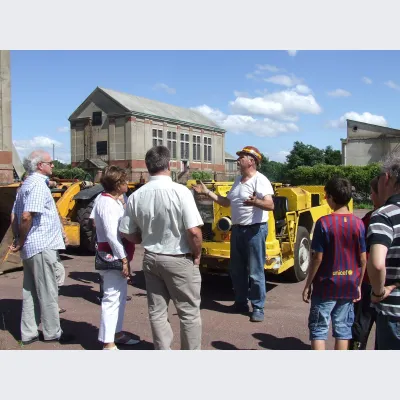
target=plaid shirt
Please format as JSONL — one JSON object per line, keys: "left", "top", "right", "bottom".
{"left": 13, "top": 172, "right": 65, "bottom": 260}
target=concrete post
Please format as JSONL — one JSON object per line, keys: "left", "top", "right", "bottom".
{"left": 0, "top": 50, "right": 13, "bottom": 184}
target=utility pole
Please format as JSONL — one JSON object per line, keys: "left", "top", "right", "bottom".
{"left": 53, "top": 143, "right": 55, "bottom": 161}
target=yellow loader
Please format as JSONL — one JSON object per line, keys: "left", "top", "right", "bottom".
{"left": 187, "top": 180, "right": 353, "bottom": 282}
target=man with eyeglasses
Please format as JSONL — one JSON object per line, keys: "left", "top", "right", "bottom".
{"left": 11, "top": 150, "right": 74, "bottom": 345}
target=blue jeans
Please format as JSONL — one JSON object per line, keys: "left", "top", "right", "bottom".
{"left": 229, "top": 223, "right": 268, "bottom": 311}
{"left": 308, "top": 296, "right": 354, "bottom": 341}
{"left": 376, "top": 313, "right": 400, "bottom": 350}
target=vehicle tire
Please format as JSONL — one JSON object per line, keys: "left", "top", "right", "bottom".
{"left": 76, "top": 199, "right": 97, "bottom": 253}
{"left": 287, "top": 226, "right": 311, "bottom": 282}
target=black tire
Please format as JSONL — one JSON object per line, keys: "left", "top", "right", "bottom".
{"left": 287, "top": 226, "right": 311, "bottom": 282}
{"left": 76, "top": 199, "right": 97, "bottom": 253}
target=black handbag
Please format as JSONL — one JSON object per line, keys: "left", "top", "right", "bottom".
{"left": 94, "top": 250, "right": 123, "bottom": 271}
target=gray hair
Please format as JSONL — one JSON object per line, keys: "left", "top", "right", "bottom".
{"left": 145, "top": 146, "right": 170, "bottom": 174}
{"left": 23, "top": 150, "right": 50, "bottom": 174}
{"left": 381, "top": 152, "right": 400, "bottom": 187}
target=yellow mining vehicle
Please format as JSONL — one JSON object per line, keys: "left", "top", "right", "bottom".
{"left": 0, "top": 179, "right": 143, "bottom": 274}
{"left": 187, "top": 180, "right": 353, "bottom": 282}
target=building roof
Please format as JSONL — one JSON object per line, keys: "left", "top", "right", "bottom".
{"left": 97, "top": 87, "right": 224, "bottom": 132}
{"left": 346, "top": 119, "right": 400, "bottom": 139}
{"left": 225, "top": 151, "right": 236, "bottom": 160}
{"left": 79, "top": 158, "right": 108, "bottom": 169}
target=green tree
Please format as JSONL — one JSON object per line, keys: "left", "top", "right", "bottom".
{"left": 324, "top": 146, "right": 342, "bottom": 165}
{"left": 53, "top": 160, "right": 69, "bottom": 169}
{"left": 191, "top": 171, "right": 213, "bottom": 181}
{"left": 52, "top": 167, "right": 88, "bottom": 180}
{"left": 286, "top": 141, "right": 325, "bottom": 170}
{"left": 259, "top": 154, "right": 287, "bottom": 182}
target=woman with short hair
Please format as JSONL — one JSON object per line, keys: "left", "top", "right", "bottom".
{"left": 94, "top": 165, "right": 140, "bottom": 350}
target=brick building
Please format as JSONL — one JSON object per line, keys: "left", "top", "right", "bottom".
{"left": 69, "top": 87, "right": 226, "bottom": 181}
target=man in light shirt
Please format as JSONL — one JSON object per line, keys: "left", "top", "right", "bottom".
{"left": 193, "top": 146, "right": 274, "bottom": 322}
{"left": 11, "top": 150, "right": 74, "bottom": 345}
{"left": 120, "top": 146, "right": 203, "bottom": 350}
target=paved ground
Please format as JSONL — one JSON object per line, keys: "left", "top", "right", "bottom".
{"left": 0, "top": 209, "right": 373, "bottom": 350}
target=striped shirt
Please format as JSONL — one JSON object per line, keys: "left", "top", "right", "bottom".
{"left": 367, "top": 194, "right": 400, "bottom": 317}
{"left": 13, "top": 172, "right": 65, "bottom": 260}
{"left": 311, "top": 214, "right": 366, "bottom": 300}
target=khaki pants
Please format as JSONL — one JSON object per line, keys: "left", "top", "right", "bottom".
{"left": 21, "top": 249, "right": 62, "bottom": 341}
{"left": 54, "top": 251, "right": 65, "bottom": 287}
{"left": 143, "top": 252, "right": 202, "bottom": 350}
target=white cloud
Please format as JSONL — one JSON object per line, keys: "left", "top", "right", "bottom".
{"left": 191, "top": 105, "right": 226, "bottom": 126}
{"left": 270, "top": 150, "right": 290, "bottom": 163}
{"left": 230, "top": 97, "right": 284, "bottom": 117}
{"left": 14, "top": 136, "right": 63, "bottom": 150}
{"left": 230, "top": 90, "right": 322, "bottom": 118}
{"left": 294, "top": 84, "right": 312, "bottom": 94}
{"left": 57, "top": 126, "right": 69, "bottom": 133}
{"left": 328, "top": 112, "right": 388, "bottom": 129}
{"left": 223, "top": 115, "right": 298, "bottom": 137}
{"left": 246, "top": 64, "right": 282, "bottom": 80}
{"left": 327, "top": 88, "right": 351, "bottom": 97}
{"left": 384, "top": 80, "right": 400, "bottom": 91}
{"left": 234, "top": 90, "right": 250, "bottom": 98}
{"left": 255, "top": 64, "right": 280, "bottom": 73}
{"left": 254, "top": 88, "right": 269, "bottom": 96}
{"left": 362, "top": 76, "right": 372, "bottom": 84}
{"left": 265, "top": 74, "right": 302, "bottom": 87}
{"left": 14, "top": 136, "right": 64, "bottom": 159}
{"left": 55, "top": 153, "right": 72, "bottom": 164}
{"left": 153, "top": 83, "right": 176, "bottom": 94}
{"left": 192, "top": 105, "right": 298, "bottom": 138}
{"left": 287, "top": 50, "right": 297, "bottom": 57}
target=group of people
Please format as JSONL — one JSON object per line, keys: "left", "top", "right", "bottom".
{"left": 302, "top": 165, "right": 400, "bottom": 350}
{"left": 9, "top": 144, "right": 400, "bottom": 350}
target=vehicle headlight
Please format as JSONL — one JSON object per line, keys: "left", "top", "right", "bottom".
{"left": 217, "top": 216, "right": 232, "bottom": 232}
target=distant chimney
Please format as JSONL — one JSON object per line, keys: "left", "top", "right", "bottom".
{"left": 0, "top": 50, "right": 13, "bottom": 184}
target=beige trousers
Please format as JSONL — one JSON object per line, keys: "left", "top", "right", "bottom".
{"left": 143, "top": 251, "right": 202, "bottom": 350}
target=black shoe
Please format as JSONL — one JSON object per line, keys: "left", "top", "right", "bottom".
{"left": 126, "top": 296, "right": 132, "bottom": 301}
{"left": 229, "top": 302, "right": 249, "bottom": 314}
{"left": 46, "top": 333, "right": 75, "bottom": 344}
{"left": 21, "top": 335, "right": 40, "bottom": 345}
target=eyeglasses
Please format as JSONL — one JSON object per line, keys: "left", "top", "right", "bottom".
{"left": 40, "top": 161, "right": 54, "bottom": 166}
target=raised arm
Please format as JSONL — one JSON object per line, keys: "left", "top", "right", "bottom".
{"left": 192, "top": 181, "right": 230, "bottom": 208}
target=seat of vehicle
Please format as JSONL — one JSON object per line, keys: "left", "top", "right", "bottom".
{"left": 273, "top": 196, "right": 289, "bottom": 230}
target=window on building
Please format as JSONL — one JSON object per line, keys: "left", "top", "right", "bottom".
{"left": 97, "top": 141, "right": 108, "bottom": 155}
{"left": 152, "top": 129, "right": 163, "bottom": 147}
{"left": 180, "top": 133, "right": 189, "bottom": 159}
{"left": 92, "top": 112, "right": 102, "bottom": 126}
{"left": 167, "top": 131, "right": 177, "bottom": 159}
{"left": 193, "top": 135, "right": 201, "bottom": 161}
{"left": 204, "top": 137, "right": 212, "bottom": 162}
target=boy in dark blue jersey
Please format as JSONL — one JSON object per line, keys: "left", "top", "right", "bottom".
{"left": 302, "top": 178, "right": 367, "bottom": 350}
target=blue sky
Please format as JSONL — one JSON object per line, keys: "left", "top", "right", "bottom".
{"left": 10, "top": 50, "right": 400, "bottom": 164}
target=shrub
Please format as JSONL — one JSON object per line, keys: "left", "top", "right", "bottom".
{"left": 287, "top": 163, "right": 381, "bottom": 202}
{"left": 52, "top": 167, "right": 89, "bottom": 180}
{"left": 191, "top": 171, "right": 213, "bottom": 181}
